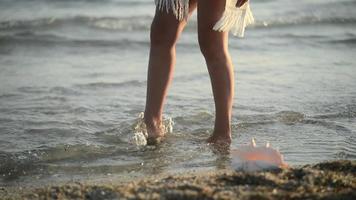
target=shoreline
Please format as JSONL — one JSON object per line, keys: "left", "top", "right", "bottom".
{"left": 1, "top": 160, "right": 355, "bottom": 199}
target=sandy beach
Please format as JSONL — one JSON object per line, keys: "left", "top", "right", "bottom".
{"left": 0, "top": 160, "right": 354, "bottom": 200}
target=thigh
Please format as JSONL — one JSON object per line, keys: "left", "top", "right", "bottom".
{"left": 197, "top": 0, "right": 228, "bottom": 45}
{"left": 152, "top": 0, "right": 198, "bottom": 29}
{"left": 151, "top": 0, "right": 198, "bottom": 43}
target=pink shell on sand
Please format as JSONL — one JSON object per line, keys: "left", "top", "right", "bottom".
{"left": 231, "top": 138, "right": 288, "bottom": 172}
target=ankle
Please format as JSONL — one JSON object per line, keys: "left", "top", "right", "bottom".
{"left": 144, "top": 116, "right": 162, "bottom": 128}
{"left": 213, "top": 133, "right": 231, "bottom": 139}
{"left": 212, "top": 130, "right": 231, "bottom": 139}
{"left": 214, "top": 119, "right": 231, "bottom": 134}
{"left": 213, "top": 125, "right": 231, "bottom": 135}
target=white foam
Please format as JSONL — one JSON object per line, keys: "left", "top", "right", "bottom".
{"left": 129, "top": 112, "right": 174, "bottom": 146}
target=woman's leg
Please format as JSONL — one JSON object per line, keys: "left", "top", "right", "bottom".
{"left": 197, "top": 0, "right": 234, "bottom": 145}
{"left": 144, "top": 1, "right": 197, "bottom": 142}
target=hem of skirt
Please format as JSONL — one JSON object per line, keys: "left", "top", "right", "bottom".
{"left": 155, "top": 0, "right": 254, "bottom": 37}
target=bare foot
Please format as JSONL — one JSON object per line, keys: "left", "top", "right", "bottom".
{"left": 144, "top": 118, "right": 165, "bottom": 145}
{"left": 206, "top": 133, "right": 231, "bottom": 154}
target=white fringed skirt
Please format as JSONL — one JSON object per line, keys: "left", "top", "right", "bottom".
{"left": 154, "top": 0, "right": 254, "bottom": 37}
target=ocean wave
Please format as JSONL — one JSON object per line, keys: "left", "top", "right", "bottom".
{"left": 327, "top": 38, "right": 356, "bottom": 45}
{"left": 335, "top": 136, "right": 356, "bottom": 159}
{"left": 17, "top": 86, "right": 83, "bottom": 95}
{"left": 252, "top": 16, "right": 356, "bottom": 29}
{"left": 303, "top": 119, "right": 353, "bottom": 134}
{"left": 17, "top": 86, "right": 48, "bottom": 94}
{"left": 234, "top": 111, "right": 305, "bottom": 127}
{"left": 313, "top": 104, "right": 356, "bottom": 119}
{"left": 75, "top": 80, "right": 144, "bottom": 89}
{"left": 1, "top": 14, "right": 356, "bottom": 33}
{"left": 0, "top": 31, "right": 150, "bottom": 48}
{"left": 0, "top": 0, "right": 152, "bottom": 5}
{"left": 0, "top": 143, "right": 114, "bottom": 180}
{"left": 0, "top": 15, "right": 152, "bottom": 31}
{"left": 0, "top": 93, "right": 22, "bottom": 99}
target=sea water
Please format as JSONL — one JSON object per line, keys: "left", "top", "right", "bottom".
{"left": 0, "top": 0, "right": 355, "bottom": 187}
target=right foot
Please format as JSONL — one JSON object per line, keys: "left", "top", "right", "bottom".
{"left": 206, "top": 133, "right": 231, "bottom": 154}
{"left": 144, "top": 118, "right": 165, "bottom": 145}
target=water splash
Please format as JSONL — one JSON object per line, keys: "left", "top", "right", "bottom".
{"left": 129, "top": 112, "right": 174, "bottom": 146}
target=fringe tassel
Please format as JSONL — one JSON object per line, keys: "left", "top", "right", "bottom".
{"left": 155, "top": 0, "right": 190, "bottom": 21}
{"left": 154, "top": 0, "right": 254, "bottom": 37}
{"left": 213, "top": 0, "right": 255, "bottom": 37}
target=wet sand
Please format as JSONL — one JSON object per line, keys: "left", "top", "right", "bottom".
{"left": 1, "top": 160, "right": 355, "bottom": 200}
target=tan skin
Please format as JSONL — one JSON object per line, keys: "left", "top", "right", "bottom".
{"left": 144, "top": 0, "right": 248, "bottom": 145}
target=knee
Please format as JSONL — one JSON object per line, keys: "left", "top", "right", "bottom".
{"left": 150, "top": 15, "right": 181, "bottom": 48}
{"left": 198, "top": 33, "right": 229, "bottom": 63}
